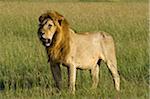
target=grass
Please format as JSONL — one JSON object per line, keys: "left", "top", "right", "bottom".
{"left": 0, "top": 1, "right": 149, "bottom": 99}
{"left": 0, "top": 0, "right": 148, "bottom": 2}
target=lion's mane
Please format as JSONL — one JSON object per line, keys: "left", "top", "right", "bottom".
{"left": 43, "top": 12, "right": 70, "bottom": 62}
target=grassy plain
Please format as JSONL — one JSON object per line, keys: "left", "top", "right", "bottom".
{"left": 0, "top": 1, "right": 149, "bottom": 99}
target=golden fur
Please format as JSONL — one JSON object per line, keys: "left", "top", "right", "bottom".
{"left": 38, "top": 11, "right": 120, "bottom": 94}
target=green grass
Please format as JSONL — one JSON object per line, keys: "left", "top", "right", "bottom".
{"left": 0, "top": 1, "right": 149, "bottom": 99}
{"left": 0, "top": 0, "right": 148, "bottom": 2}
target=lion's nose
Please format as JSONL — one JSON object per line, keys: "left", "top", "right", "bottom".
{"left": 45, "top": 38, "right": 51, "bottom": 43}
{"left": 47, "top": 39, "right": 51, "bottom": 43}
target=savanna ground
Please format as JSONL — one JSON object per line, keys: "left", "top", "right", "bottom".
{"left": 0, "top": 0, "right": 149, "bottom": 99}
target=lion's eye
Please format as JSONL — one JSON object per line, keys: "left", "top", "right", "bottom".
{"left": 48, "top": 24, "right": 52, "bottom": 29}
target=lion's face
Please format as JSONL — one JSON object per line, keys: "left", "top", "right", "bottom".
{"left": 38, "top": 18, "right": 57, "bottom": 47}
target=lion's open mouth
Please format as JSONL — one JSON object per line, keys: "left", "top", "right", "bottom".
{"left": 40, "top": 38, "right": 51, "bottom": 47}
{"left": 45, "top": 42, "right": 51, "bottom": 47}
{"left": 42, "top": 41, "right": 51, "bottom": 47}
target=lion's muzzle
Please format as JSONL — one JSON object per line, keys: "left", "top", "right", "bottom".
{"left": 39, "top": 32, "right": 52, "bottom": 47}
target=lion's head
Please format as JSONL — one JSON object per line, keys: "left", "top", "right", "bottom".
{"left": 38, "top": 11, "right": 70, "bottom": 61}
{"left": 38, "top": 11, "right": 66, "bottom": 47}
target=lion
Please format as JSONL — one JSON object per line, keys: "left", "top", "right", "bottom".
{"left": 37, "top": 11, "right": 120, "bottom": 94}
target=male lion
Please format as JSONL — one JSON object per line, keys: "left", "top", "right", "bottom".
{"left": 38, "top": 11, "right": 120, "bottom": 94}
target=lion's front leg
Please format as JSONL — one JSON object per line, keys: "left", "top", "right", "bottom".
{"left": 50, "top": 63, "right": 62, "bottom": 91}
{"left": 68, "top": 65, "right": 76, "bottom": 94}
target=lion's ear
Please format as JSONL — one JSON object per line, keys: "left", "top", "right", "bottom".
{"left": 53, "top": 11, "right": 64, "bottom": 26}
{"left": 39, "top": 14, "right": 51, "bottom": 23}
{"left": 58, "top": 19, "right": 63, "bottom": 26}
{"left": 39, "top": 14, "right": 45, "bottom": 23}
{"left": 54, "top": 11, "right": 64, "bottom": 19}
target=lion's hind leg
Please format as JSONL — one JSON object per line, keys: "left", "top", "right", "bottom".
{"left": 106, "top": 60, "right": 120, "bottom": 92}
{"left": 91, "top": 63, "right": 100, "bottom": 89}
{"left": 101, "top": 33, "right": 120, "bottom": 92}
{"left": 104, "top": 46, "right": 120, "bottom": 92}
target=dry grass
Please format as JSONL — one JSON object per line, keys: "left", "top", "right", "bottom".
{"left": 0, "top": 1, "right": 149, "bottom": 99}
